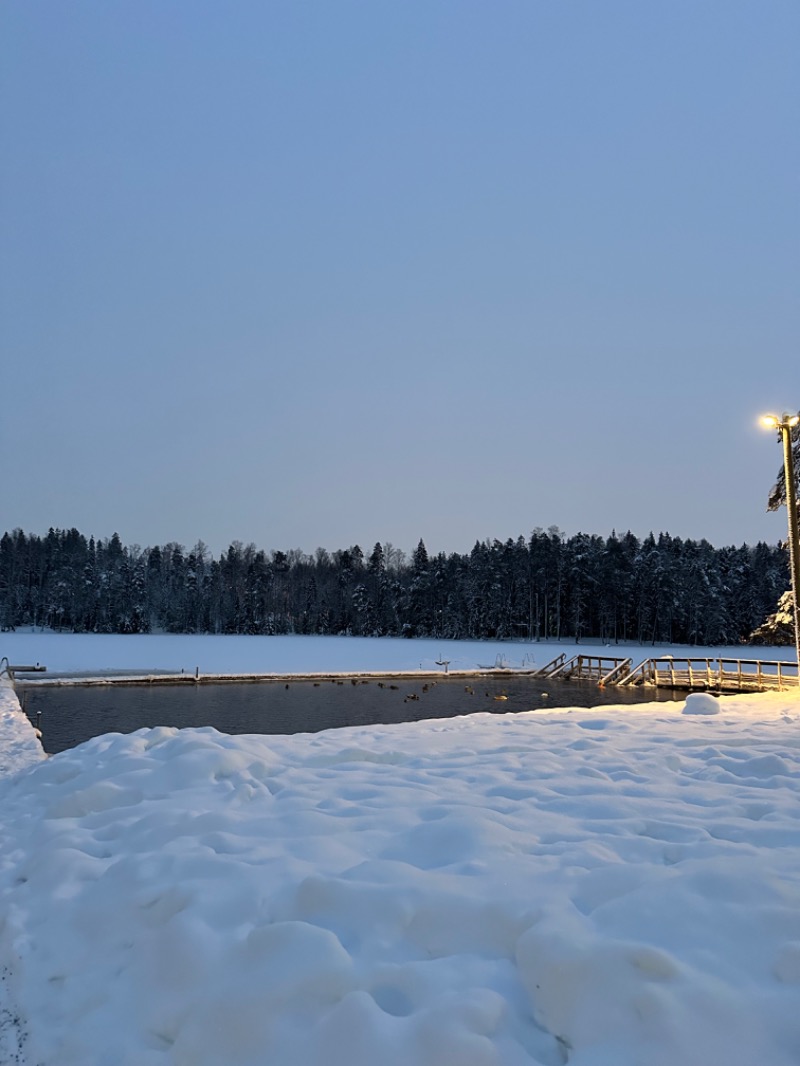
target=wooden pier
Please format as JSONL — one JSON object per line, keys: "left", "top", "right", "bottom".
{"left": 534, "top": 654, "right": 633, "bottom": 685}
{"left": 616, "top": 656, "right": 799, "bottom": 693}
{"left": 534, "top": 652, "right": 798, "bottom": 693}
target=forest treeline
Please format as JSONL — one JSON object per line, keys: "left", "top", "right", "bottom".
{"left": 0, "top": 526, "right": 789, "bottom": 646}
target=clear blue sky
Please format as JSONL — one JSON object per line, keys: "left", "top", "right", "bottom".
{"left": 2, "top": 1, "right": 798, "bottom": 557}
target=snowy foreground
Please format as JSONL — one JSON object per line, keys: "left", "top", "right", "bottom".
{"left": 2, "top": 672, "right": 800, "bottom": 1064}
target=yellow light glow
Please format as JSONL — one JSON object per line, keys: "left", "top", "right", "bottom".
{"left": 761, "top": 415, "right": 779, "bottom": 428}
{"left": 788, "top": 415, "right": 800, "bottom": 427}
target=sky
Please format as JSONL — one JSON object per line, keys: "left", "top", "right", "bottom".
{"left": 2, "top": 1, "right": 798, "bottom": 559}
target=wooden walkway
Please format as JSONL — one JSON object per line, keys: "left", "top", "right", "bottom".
{"left": 533, "top": 654, "right": 632, "bottom": 686}
{"left": 535, "top": 652, "right": 799, "bottom": 692}
{"left": 617, "top": 657, "right": 799, "bottom": 692}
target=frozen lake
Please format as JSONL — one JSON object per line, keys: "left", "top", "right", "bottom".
{"left": 5, "top": 630, "right": 792, "bottom": 678}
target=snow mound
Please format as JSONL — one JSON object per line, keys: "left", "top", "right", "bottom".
{"left": 682, "top": 692, "right": 721, "bottom": 715}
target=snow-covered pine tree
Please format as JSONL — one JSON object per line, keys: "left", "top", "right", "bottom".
{"left": 767, "top": 413, "right": 800, "bottom": 512}
{"left": 759, "top": 413, "right": 800, "bottom": 648}
{"left": 749, "top": 589, "right": 795, "bottom": 645}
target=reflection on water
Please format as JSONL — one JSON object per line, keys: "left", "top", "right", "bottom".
{"left": 19, "top": 675, "right": 682, "bottom": 755}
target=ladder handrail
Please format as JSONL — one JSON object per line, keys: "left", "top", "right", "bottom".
{"left": 615, "top": 658, "right": 657, "bottom": 686}
{"left": 600, "top": 658, "right": 633, "bottom": 685}
{"left": 532, "top": 652, "right": 567, "bottom": 677}
{"left": 0, "top": 658, "right": 47, "bottom": 682}
{"left": 554, "top": 655, "right": 581, "bottom": 678}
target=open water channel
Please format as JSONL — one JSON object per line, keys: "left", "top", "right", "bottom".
{"left": 19, "top": 675, "right": 682, "bottom": 755}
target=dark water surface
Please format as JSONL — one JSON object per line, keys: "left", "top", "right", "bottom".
{"left": 19, "top": 676, "right": 683, "bottom": 755}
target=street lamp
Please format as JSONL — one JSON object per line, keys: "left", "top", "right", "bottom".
{"left": 761, "top": 413, "right": 800, "bottom": 666}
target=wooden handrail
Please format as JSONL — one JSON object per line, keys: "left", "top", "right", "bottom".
{"left": 616, "top": 655, "right": 798, "bottom": 691}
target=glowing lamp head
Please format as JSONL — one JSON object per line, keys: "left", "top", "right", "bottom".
{"left": 761, "top": 415, "right": 780, "bottom": 429}
{"left": 788, "top": 415, "right": 800, "bottom": 428}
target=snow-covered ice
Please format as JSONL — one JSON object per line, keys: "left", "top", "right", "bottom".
{"left": 3, "top": 630, "right": 795, "bottom": 679}
{"left": 3, "top": 631, "right": 530, "bottom": 677}
{"left": 1, "top": 665, "right": 800, "bottom": 1064}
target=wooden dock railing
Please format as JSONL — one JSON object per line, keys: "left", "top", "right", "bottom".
{"left": 617, "top": 657, "right": 799, "bottom": 692}
{"left": 533, "top": 652, "right": 567, "bottom": 678}
{"left": 533, "top": 652, "right": 799, "bottom": 692}
{"left": 534, "top": 654, "right": 632, "bottom": 684}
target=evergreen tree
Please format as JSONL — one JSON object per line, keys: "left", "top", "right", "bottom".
{"left": 767, "top": 414, "right": 800, "bottom": 512}
{"left": 750, "top": 590, "right": 795, "bottom": 645}
{"left": 0, "top": 525, "right": 789, "bottom": 645}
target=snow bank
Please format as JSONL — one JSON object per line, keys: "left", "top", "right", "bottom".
{"left": 0, "top": 680, "right": 45, "bottom": 775}
{"left": 1, "top": 693, "right": 800, "bottom": 1065}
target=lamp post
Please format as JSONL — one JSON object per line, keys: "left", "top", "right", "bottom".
{"left": 761, "top": 413, "right": 800, "bottom": 667}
